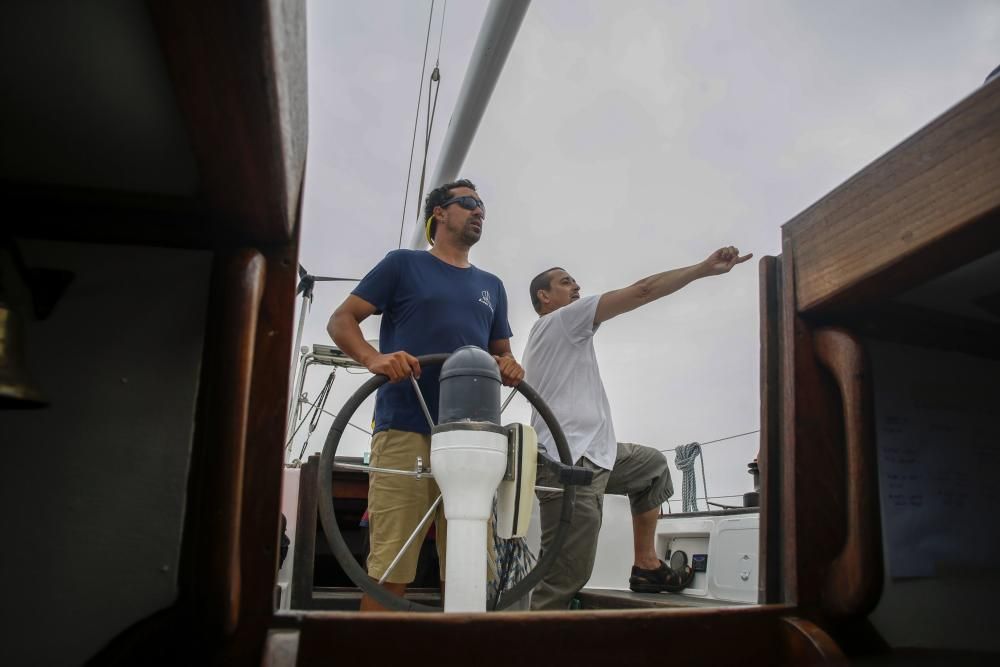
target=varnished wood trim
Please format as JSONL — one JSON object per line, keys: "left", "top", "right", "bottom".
{"left": 786, "top": 80, "right": 1000, "bottom": 314}
{"left": 295, "top": 604, "right": 847, "bottom": 667}
{"left": 758, "top": 255, "right": 783, "bottom": 604}
{"left": 779, "top": 237, "right": 800, "bottom": 604}
{"left": 225, "top": 245, "right": 298, "bottom": 664}
{"left": 188, "top": 249, "right": 267, "bottom": 638}
{"left": 148, "top": 0, "right": 307, "bottom": 245}
{"left": 781, "top": 617, "right": 847, "bottom": 664}
{"left": 813, "top": 329, "right": 883, "bottom": 618}
{"left": 781, "top": 238, "right": 851, "bottom": 611}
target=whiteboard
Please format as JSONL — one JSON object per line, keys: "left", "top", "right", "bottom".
{"left": 869, "top": 340, "right": 1000, "bottom": 579}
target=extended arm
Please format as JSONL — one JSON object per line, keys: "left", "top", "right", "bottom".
{"left": 328, "top": 294, "right": 420, "bottom": 382}
{"left": 594, "top": 246, "right": 752, "bottom": 325}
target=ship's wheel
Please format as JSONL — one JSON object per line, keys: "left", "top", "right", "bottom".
{"left": 317, "top": 353, "right": 580, "bottom": 611}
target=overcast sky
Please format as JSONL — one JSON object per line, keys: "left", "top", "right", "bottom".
{"left": 292, "top": 0, "right": 999, "bottom": 508}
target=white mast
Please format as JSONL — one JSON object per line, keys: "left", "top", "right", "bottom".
{"left": 408, "top": 0, "right": 531, "bottom": 249}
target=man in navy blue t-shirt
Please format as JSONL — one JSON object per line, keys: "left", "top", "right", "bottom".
{"left": 329, "top": 178, "right": 523, "bottom": 611}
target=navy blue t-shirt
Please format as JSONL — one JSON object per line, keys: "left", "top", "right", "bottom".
{"left": 352, "top": 249, "right": 513, "bottom": 434}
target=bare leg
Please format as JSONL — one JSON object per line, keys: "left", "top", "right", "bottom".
{"left": 359, "top": 581, "right": 407, "bottom": 611}
{"left": 632, "top": 506, "right": 661, "bottom": 570}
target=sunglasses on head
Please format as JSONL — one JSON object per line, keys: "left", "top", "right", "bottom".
{"left": 440, "top": 195, "right": 485, "bottom": 215}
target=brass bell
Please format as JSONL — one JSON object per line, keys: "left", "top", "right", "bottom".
{"left": 0, "top": 302, "right": 47, "bottom": 408}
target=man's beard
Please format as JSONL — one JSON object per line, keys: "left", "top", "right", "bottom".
{"left": 459, "top": 220, "right": 483, "bottom": 246}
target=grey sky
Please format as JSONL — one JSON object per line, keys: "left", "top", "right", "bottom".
{"left": 293, "top": 0, "right": 999, "bottom": 506}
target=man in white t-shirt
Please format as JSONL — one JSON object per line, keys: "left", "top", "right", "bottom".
{"left": 523, "top": 246, "right": 751, "bottom": 610}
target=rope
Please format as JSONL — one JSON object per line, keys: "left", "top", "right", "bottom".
{"left": 397, "top": 0, "right": 437, "bottom": 248}
{"left": 488, "top": 497, "right": 536, "bottom": 608}
{"left": 654, "top": 428, "right": 758, "bottom": 513}
{"left": 674, "top": 442, "right": 707, "bottom": 512}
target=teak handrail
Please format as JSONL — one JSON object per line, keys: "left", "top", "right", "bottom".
{"left": 813, "top": 328, "right": 883, "bottom": 618}
{"left": 191, "top": 249, "right": 266, "bottom": 637}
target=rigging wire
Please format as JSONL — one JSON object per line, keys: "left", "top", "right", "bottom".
{"left": 303, "top": 374, "right": 754, "bottom": 502}
{"left": 286, "top": 387, "right": 372, "bottom": 459}
{"left": 285, "top": 395, "right": 319, "bottom": 448}
{"left": 658, "top": 429, "right": 759, "bottom": 454}
{"left": 667, "top": 493, "right": 747, "bottom": 503}
{"left": 660, "top": 429, "right": 757, "bottom": 512}
{"left": 506, "top": 390, "right": 756, "bottom": 454}
{"left": 435, "top": 0, "right": 448, "bottom": 63}
{"left": 300, "top": 397, "right": 373, "bottom": 436}
{"left": 296, "top": 371, "right": 338, "bottom": 461}
{"left": 506, "top": 387, "right": 757, "bottom": 515}
{"left": 664, "top": 494, "right": 747, "bottom": 508}
{"left": 661, "top": 493, "right": 749, "bottom": 515}
{"left": 413, "top": 68, "right": 441, "bottom": 231}
{"left": 397, "top": 0, "right": 437, "bottom": 248}
{"left": 502, "top": 390, "right": 759, "bottom": 454}
{"left": 285, "top": 370, "right": 340, "bottom": 450}
{"left": 411, "top": 2, "right": 446, "bottom": 233}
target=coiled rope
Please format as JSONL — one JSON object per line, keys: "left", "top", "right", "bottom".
{"left": 674, "top": 442, "right": 709, "bottom": 513}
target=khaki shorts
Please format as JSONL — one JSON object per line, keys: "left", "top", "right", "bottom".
{"left": 366, "top": 429, "right": 499, "bottom": 586}
{"left": 367, "top": 430, "right": 447, "bottom": 584}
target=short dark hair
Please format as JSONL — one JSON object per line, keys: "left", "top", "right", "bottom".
{"left": 423, "top": 178, "right": 477, "bottom": 242}
{"left": 529, "top": 267, "right": 564, "bottom": 313}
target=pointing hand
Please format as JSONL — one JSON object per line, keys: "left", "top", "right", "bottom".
{"left": 703, "top": 246, "right": 752, "bottom": 275}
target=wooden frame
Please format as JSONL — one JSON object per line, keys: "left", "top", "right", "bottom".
{"left": 756, "top": 77, "right": 1000, "bottom": 659}
{"left": 13, "top": 0, "right": 996, "bottom": 662}
{"left": 786, "top": 81, "right": 1000, "bottom": 316}
{"left": 757, "top": 256, "right": 784, "bottom": 604}
{"left": 6, "top": 3, "right": 308, "bottom": 665}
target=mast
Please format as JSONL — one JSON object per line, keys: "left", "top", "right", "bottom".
{"left": 407, "top": 0, "right": 530, "bottom": 249}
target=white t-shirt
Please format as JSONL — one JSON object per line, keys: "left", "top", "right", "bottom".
{"left": 522, "top": 294, "right": 617, "bottom": 470}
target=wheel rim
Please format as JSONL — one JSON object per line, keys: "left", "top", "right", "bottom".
{"left": 316, "top": 353, "right": 578, "bottom": 612}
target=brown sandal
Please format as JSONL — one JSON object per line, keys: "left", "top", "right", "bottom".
{"left": 628, "top": 558, "right": 695, "bottom": 593}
